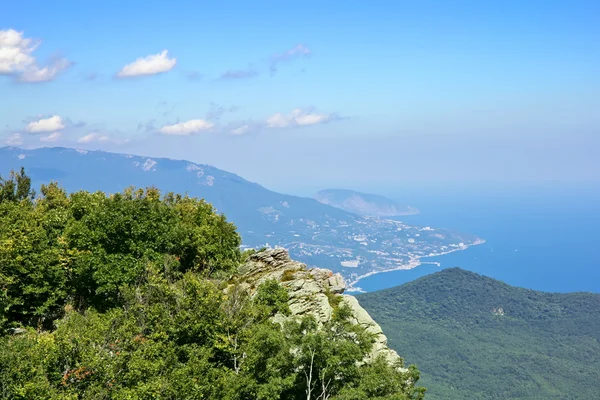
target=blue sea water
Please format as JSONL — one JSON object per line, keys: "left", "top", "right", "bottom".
{"left": 357, "top": 186, "right": 600, "bottom": 293}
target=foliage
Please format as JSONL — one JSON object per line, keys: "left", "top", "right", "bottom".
{"left": 281, "top": 269, "right": 297, "bottom": 282}
{"left": 254, "top": 278, "right": 291, "bottom": 316}
{"left": 0, "top": 169, "right": 424, "bottom": 399}
{"left": 0, "top": 167, "right": 35, "bottom": 203}
{"left": 0, "top": 267, "right": 424, "bottom": 399}
{"left": 0, "top": 174, "right": 241, "bottom": 330}
{"left": 358, "top": 268, "right": 600, "bottom": 399}
{"left": 325, "top": 287, "right": 343, "bottom": 310}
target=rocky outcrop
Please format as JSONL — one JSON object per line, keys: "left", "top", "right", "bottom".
{"left": 236, "top": 248, "right": 403, "bottom": 368}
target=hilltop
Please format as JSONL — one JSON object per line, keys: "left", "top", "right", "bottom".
{"left": 358, "top": 268, "right": 600, "bottom": 399}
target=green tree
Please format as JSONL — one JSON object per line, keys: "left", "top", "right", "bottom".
{"left": 0, "top": 167, "right": 35, "bottom": 203}
{"left": 0, "top": 169, "right": 425, "bottom": 399}
{"left": 0, "top": 170, "right": 242, "bottom": 329}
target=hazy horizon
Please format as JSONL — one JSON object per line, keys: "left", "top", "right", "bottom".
{"left": 2, "top": 1, "right": 599, "bottom": 190}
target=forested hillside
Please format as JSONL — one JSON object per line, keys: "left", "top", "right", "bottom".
{"left": 358, "top": 268, "right": 600, "bottom": 400}
{"left": 0, "top": 168, "right": 424, "bottom": 399}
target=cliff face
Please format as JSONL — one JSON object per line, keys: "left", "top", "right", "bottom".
{"left": 235, "top": 248, "right": 403, "bottom": 368}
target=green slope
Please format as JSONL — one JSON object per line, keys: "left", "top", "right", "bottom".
{"left": 357, "top": 268, "right": 600, "bottom": 399}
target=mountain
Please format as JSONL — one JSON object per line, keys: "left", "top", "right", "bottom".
{"left": 357, "top": 268, "right": 600, "bottom": 399}
{"left": 314, "top": 189, "right": 418, "bottom": 217}
{"left": 0, "top": 146, "right": 480, "bottom": 285}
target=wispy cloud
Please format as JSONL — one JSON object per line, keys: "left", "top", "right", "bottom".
{"left": 157, "top": 107, "right": 339, "bottom": 137}
{"left": 77, "top": 132, "right": 110, "bottom": 143}
{"left": 116, "top": 50, "right": 176, "bottom": 78}
{"left": 18, "top": 58, "right": 73, "bottom": 83}
{"left": 76, "top": 132, "right": 130, "bottom": 146}
{"left": 83, "top": 72, "right": 99, "bottom": 81}
{"left": 206, "top": 102, "right": 239, "bottom": 121}
{"left": 155, "top": 101, "right": 175, "bottom": 116}
{"left": 230, "top": 124, "right": 250, "bottom": 135}
{"left": 137, "top": 119, "right": 157, "bottom": 133}
{"left": 225, "top": 108, "right": 339, "bottom": 135}
{"left": 220, "top": 67, "right": 258, "bottom": 80}
{"left": 184, "top": 70, "right": 203, "bottom": 80}
{"left": 269, "top": 44, "right": 311, "bottom": 75}
{"left": 159, "top": 119, "right": 215, "bottom": 135}
{"left": 218, "top": 44, "right": 311, "bottom": 80}
{"left": 0, "top": 29, "right": 72, "bottom": 82}
{"left": 40, "top": 132, "right": 62, "bottom": 142}
{"left": 5, "top": 133, "right": 23, "bottom": 146}
{"left": 265, "top": 108, "right": 336, "bottom": 128}
{"left": 226, "top": 120, "right": 263, "bottom": 136}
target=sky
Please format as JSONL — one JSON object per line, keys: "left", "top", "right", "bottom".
{"left": 1, "top": 0, "right": 599, "bottom": 193}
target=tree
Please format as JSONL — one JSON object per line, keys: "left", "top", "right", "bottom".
{"left": 0, "top": 170, "right": 242, "bottom": 329}
{"left": 0, "top": 167, "right": 35, "bottom": 203}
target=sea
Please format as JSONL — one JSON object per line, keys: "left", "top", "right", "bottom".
{"left": 356, "top": 185, "right": 600, "bottom": 294}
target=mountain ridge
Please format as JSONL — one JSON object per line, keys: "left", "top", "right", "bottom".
{"left": 0, "top": 146, "right": 482, "bottom": 285}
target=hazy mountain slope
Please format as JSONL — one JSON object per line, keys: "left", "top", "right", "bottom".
{"left": 315, "top": 188, "right": 418, "bottom": 217}
{"left": 357, "top": 268, "right": 600, "bottom": 399}
{"left": 0, "top": 146, "right": 480, "bottom": 284}
{"left": 0, "top": 147, "right": 349, "bottom": 237}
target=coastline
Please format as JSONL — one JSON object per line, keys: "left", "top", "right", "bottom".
{"left": 346, "top": 238, "right": 486, "bottom": 293}
{"left": 393, "top": 206, "right": 420, "bottom": 216}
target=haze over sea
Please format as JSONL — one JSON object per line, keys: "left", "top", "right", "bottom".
{"left": 354, "top": 185, "right": 600, "bottom": 294}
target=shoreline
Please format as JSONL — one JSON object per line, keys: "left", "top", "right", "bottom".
{"left": 346, "top": 238, "right": 486, "bottom": 293}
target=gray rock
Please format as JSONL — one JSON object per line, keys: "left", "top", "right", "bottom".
{"left": 341, "top": 295, "right": 401, "bottom": 365}
{"left": 236, "top": 248, "right": 405, "bottom": 370}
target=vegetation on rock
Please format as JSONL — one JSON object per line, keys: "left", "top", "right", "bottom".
{"left": 0, "top": 169, "right": 425, "bottom": 399}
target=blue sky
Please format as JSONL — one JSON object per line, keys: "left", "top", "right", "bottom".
{"left": 1, "top": 0, "right": 599, "bottom": 192}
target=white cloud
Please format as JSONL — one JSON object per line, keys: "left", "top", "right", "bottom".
{"left": 265, "top": 113, "right": 290, "bottom": 128}
{"left": 5, "top": 133, "right": 23, "bottom": 146}
{"left": 76, "top": 132, "right": 130, "bottom": 146}
{"left": 77, "top": 133, "right": 110, "bottom": 143}
{"left": 26, "top": 115, "right": 65, "bottom": 133}
{"left": 159, "top": 119, "right": 214, "bottom": 135}
{"left": 0, "top": 29, "right": 35, "bottom": 73}
{"left": 0, "top": 29, "right": 72, "bottom": 82}
{"left": 231, "top": 124, "right": 249, "bottom": 135}
{"left": 40, "top": 132, "right": 62, "bottom": 142}
{"left": 117, "top": 50, "right": 176, "bottom": 78}
{"left": 295, "top": 113, "right": 329, "bottom": 126}
{"left": 265, "top": 109, "right": 333, "bottom": 129}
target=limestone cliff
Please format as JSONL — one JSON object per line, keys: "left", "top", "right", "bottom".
{"left": 234, "top": 248, "right": 403, "bottom": 368}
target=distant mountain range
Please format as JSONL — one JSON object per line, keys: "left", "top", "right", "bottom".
{"left": 358, "top": 268, "right": 600, "bottom": 399}
{"left": 0, "top": 146, "right": 480, "bottom": 286}
{"left": 315, "top": 188, "right": 418, "bottom": 217}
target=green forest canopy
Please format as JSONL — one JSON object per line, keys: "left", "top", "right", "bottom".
{"left": 0, "top": 169, "right": 424, "bottom": 400}
{"left": 358, "top": 267, "right": 600, "bottom": 400}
